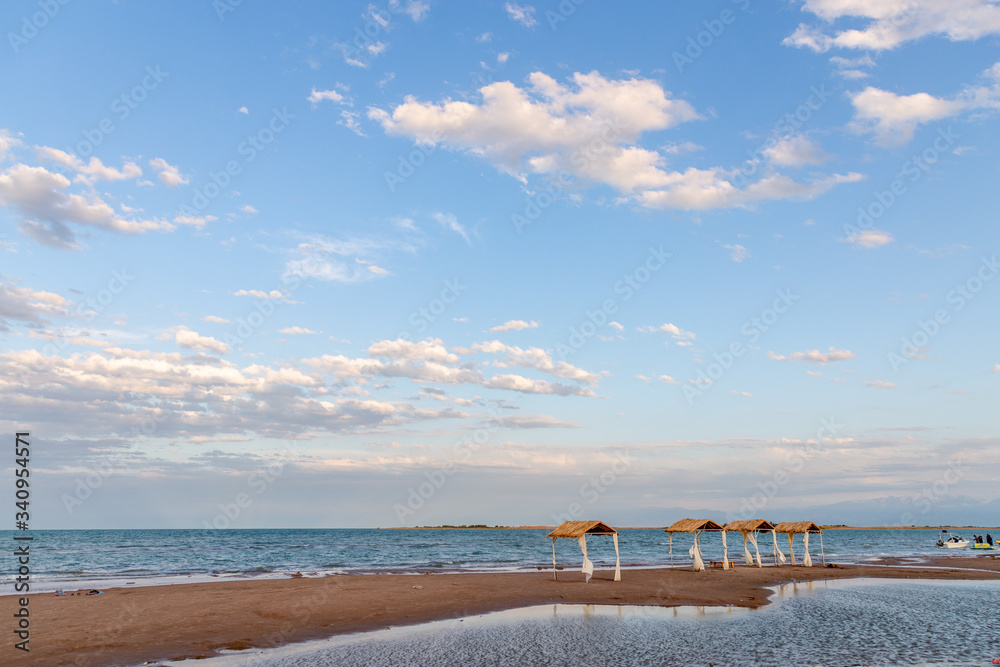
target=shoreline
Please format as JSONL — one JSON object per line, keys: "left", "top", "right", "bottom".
{"left": 10, "top": 558, "right": 1000, "bottom": 667}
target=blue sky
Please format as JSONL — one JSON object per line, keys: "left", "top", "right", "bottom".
{"left": 1, "top": 0, "right": 998, "bottom": 529}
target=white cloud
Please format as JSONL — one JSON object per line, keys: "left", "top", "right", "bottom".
{"left": 505, "top": 2, "right": 537, "bottom": 26}
{"left": 433, "top": 212, "right": 470, "bottom": 244}
{"left": 308, "top": 88, "right": 345, "bottom": 106}
{"left": 37, "top": 148, "right": 142, "bottom": 184}
{"left": 659, "top": 375, "right": 679, "bottom": 385}
{"left": 638, "top": 323, "right": 696, "bottom": 343}
{"left": 369, "top": 70, "right": 860, "bottom": 210}
{"left": 369, "top": 338, "right": 460, "bottom": 365}
{"left": 785, "top": 0, "right": 1000, "bottom": 52}
{"left": 768, "top": 347, "right": 857, "bottom": 365}
{"left": 233, "top": 289, "right": 286, "bottom": 299}
{"left": 830, "top": 54, "right": 876, "bottom": 79}
{"left": 864, "top": 380, "right": 897, "bottom": 389}
{"left": 203, "top": 315, "right": 230, "bottom": 324}
{"left": 724, "top": 243, "right": 750, "bottom": 263}
{"left": 240, "top": 204, "right": 258, "bottom": 215}
{"left": 609, "top": 321, "right": 624, "bottom": 332}
{"left": 0, "top": 129, "right": 23, "bottom": 161}
{"left": 338, "top": 110, "right": 366, "bottom": 136}
{"left": 279, "top": 327, "right": 317, "bottom": 335}
{"left": 0, "top": 279, "right": 70, "bottom": 330}
{"left": 497, "top": 52, "right": 510, "bottom": 64}
{"left": 491, "top": 320, "right": 539, "bottom": 332}
{"left": 844, "top": 228, "right": 894, "bottom": 249}
{"left": 149, "top": 158, "right": 189, "bottom": 187}
{"left": 731, "top": 390, "right": 752, "bottom": 397}
{"left": 397, "top": 0, "right": 430, "bottom": 21}
{"left": 0, "top": 163, "right": 173, "bottom": 249}
{"left": 849, "top": 88, "right": 966, "bottom": 146}
{"left": 763, "top": 136, "right": 830, "bottom": 167}
{"left": 172, "top": 326, "right": 229, "bottom": 355}
{"left": 238, "top": 106, "right": 249, "bottom": 114}
{"left": 477, "top": 32, "right": 492, "bottom": 42}
{"left": 471, "top": 340, "right": 599, "bottom": 385}
{"left": 282, "top": 235, "right": 409, "bottom": 284}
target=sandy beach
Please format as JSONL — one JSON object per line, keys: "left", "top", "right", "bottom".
{"left": 7, "top": 557, "right": 999, "bottom": 667}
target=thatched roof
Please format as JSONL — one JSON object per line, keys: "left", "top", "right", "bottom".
{"left": 664, "top": 518, "right": 724, "bottom": 533}
{"left": 773, "top": 521, "right": 822, "bottom": 534}
{"left": 723, "top": 519, "right": 775, "bottom": 532}
{"left": 547, "top": 520, "right": 618, "bottom": 539}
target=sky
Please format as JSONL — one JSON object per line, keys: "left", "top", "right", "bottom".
{"left": 1, "top": 0, "right": 998, "bottom": 529}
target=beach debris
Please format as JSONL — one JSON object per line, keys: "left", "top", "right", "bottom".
{"left": 412, "top": 585, "right": 423, "bottom": 589}
{"left": 86, "top": 590, "right": 103, "bottom": 595}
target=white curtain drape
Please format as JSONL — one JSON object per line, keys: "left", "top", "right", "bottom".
{"left": 551, "top": 537, "right": 557, "bottom": 579}
{"left": 803, "top": 532, "right": 812, "bottom": 567}
{"left": 772, "top": 530, "right": 786, "bottom": 565}
{"left": 579, "top": 535, "right": 594, "bottom": 582}
{"left": 689, "top": 531, "right": 705, "bottom": 571}
{"left": 787, "top": 533, "right": 797, "bottom": 565}
{"left": 721, "top": 530, "right": 729, "bottom": 570}
{"left": 742, "top": 532, "right": 753, "bottom": 565}
{"left": 747, "top": 531, "right": 762, "bottom": 567}
{"left": 613, "top": 533, "right": 621, "bottom": 581}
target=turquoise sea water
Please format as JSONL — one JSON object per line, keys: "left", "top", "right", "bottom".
{"left": 1, "top": 527, "right": 997, "bottom": 594}
{"left": 164, "top": 579, "right": 1000, "bottom": 667}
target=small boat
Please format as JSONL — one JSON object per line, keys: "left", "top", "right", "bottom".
{"left": 935, "top": 530, "right": 969, "bottom": 549}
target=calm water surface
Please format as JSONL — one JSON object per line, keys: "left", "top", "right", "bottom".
{"left": 163, "top": 579, "right": 1000, "bottom": 667}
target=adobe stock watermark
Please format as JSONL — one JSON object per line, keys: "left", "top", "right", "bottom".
{"left": 65, "top": 66, "right": 168, "bottom": 159}
{"left": 683, "top": 288, "right": 798, "bottom": 404}
{"left": 844, "top": 127, "right": 958, "bottom": 240}
{"left": 395, "top": 278, "right": 467, "bottom": 340}
{"left": 392, "top": 407, "right": 504, "bottom": 524}
{"left": 897, "top": 457, "right": 964, "bottom": 526}
{"left": 8, "top": 0, "right": 70, "bottom": 53}
{"left": 673, "top": 0, "right": 751, "bottom": 73}
{"left": 888, "top": 254, "right": 998, "bottom": 371}
{"left": 729, "top": 416, "right": 843, "bottom": 521}
{"left": 545, "top": 0, "right": 589, "bottom": 30}
{"left": 203, "top": 440, "right": 301, "bottom": 531}
{"left": 175, "top": 107, "right": 294, "bottom": 218}
{"left": 550, "top": 450, "right": 635, "bottom": 523}
{"left": 556, "top": 245, "right": 671, "bottom": 359}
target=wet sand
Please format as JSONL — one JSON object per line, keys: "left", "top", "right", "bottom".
{"left": 9, "top": 559, "right": 1000, "bottom": 667}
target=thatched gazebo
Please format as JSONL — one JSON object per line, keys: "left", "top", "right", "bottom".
{"left": 773, "top": 521, "right": 824, "bottom": 566}
{"left": 723, "top": 519, "right": 785, "bottom": 567}
{"left": 546, "top": 520, "right": 620, "bottom": 583}
{"left": 664, "top": 519, "right": 724, "bottom": 571}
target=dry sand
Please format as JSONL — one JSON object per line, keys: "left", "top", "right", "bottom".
{"left": 8, "top": 558, "right": 1000, "bottom": 667}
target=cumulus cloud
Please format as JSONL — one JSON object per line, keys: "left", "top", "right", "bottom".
{"left": 768, "top": 347, "right": 857, "bottom": 364}
{"left": 843, "top": 228, "right": 894, "bottom": 249}
{"left": 0, "top": 279, "right": 70, "bottom": 331}
{"left": 785, "top": 0, "right": 1000, "bottom": 52}
{"left": 0, "top": 163, "right": 173, "bottom": 249}
{"left": 491, "top": 320, "right": 539, "bottom": 332}
{"left": 308, "top": 88, "right": 345, "bottom": 106}
{"left": 470, "top": 340, "right": 600, "bottom": 385}
{"left": 171, "top": 326, "right": 230, "bottom": 355}
{"left": 233, "top": 289, "right": 286, "bottom": 299}
{"left": 369, "top": 71, "right": 861, "bottom": 210}
{"left": 848, "top": 61, "right": 1000, "bottom": 146}
{"left": 37, "top": 148, "right": 142, "bottom": 184}
{"left": 149, "top": 158, "right": 189, "bottom": 186}
{"left": 279, "top": 327, "right": 317, "bottom": 335}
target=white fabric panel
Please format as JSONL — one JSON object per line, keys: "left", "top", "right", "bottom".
{"left": 579, "top": 535, "right": 594, "bottom": 582}
{"left": 787, "top": 533, "right": 797, "bottom": 565}
{"left": 613, "top": 533, "right": 621, "bottom": 581}
{"left": 747, "top": 531, "right": 762, "bottom": 567}
{"left": 721, "top": 530, "right": 729, "bottom": 570}
{"left": 742, "top": 532, "right": 753, "bottom": 565}
{"left": 803, "top": 531, "right": 813, "bottom": 567}
{"left": 772, "top": 530, "right": 786, "bottom": 564}
{"left": 551, "top": 538, "right": 557, "bottom": 579}
{"left": 690, "top": 531, "right": 705, "bottom": 571}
